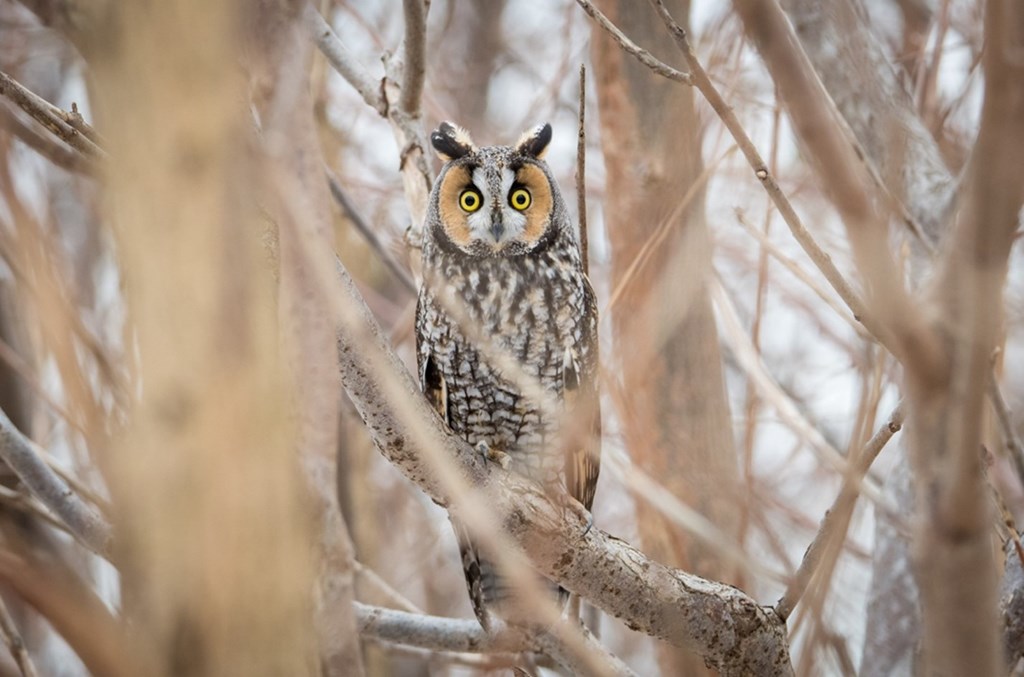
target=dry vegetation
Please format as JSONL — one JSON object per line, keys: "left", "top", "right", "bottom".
{"left": 0, "top": 0, "right": 1022, "bottom": 675}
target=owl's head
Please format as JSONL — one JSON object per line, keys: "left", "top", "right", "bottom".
{"left": 425, "top": 121, "right": 566, "bottom": 257}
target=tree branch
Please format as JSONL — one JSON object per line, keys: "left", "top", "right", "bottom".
{"left": 326, "top": 171, "right": 417, "bottom": 295}
{"left": 355, "top": 602, "right": 502, "bottom": 653}
{"left": 576, "top": 63, "right": 589, "bottom": 277}
{"left": 355, "top": 602, "right": 637, "bottom": 676}
{"left": 776, "top": 401, "right": 905, "bottom": 620}
{"left": 0, "top": 105, "right": 95, "bottom": 175}
{"left": 0, "top": 407, "right": 111, "bottom": 556}
{"left": 575, "top": 0, "right": 691, "bottom": 84}
{"left": 725, "top": 0, "right": 942, "bottom": 386}
{"left": 398, "top": 0, "right": 427, "bottom": 116}
{"left": 0, "top": 70, "right": 104, "bottom": 160}
{"left": 330, "top": 256, "right": 794, "bottom": 675}
{"left": 0, "top": 594, "right": 38, "bottom": 677}
{"left": 302, "top": 5, "right": 386, "bottom": 115}
{"left": 306, "top": 3, "right": 432, "bottom": 227}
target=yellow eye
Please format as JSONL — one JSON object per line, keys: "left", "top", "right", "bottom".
{"left": 459, "top": 189, "right": 482, "bottom": 212}
{"left": 509, "top": 188, "right": 531, "bottom": 210}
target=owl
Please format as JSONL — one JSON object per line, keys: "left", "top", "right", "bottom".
{"left": 415, "top": 121, "right": 601, "bottom": 630}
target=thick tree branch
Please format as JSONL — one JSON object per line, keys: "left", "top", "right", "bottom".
{"left": 0, "top": 407, "right": 110, "bottom": 556}
{"left": 331, "top": 256, "right": 794, "bottom": 676}
{"left": 398, "top": 0, "right": 427, "bottom": 116}
{"left": 253, "top": 8, "right": 367, "bottom": 674}
{"left": 905, "top": 2, "right": 1024, "bottom": 672}
{"left": 355, "top": 602, "right": 503, "bottom": 653}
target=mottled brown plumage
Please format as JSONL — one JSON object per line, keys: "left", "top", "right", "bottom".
{"left": 415, "top": 122, "right": 600, "bottom": 629}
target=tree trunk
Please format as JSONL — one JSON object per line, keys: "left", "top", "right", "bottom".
{"left": 592, "top": 2, "right": 740, "bottom": 674}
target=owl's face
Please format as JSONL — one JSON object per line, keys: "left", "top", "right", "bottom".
{"left": 427, "top": 122, "right": 560, "bottom": 257}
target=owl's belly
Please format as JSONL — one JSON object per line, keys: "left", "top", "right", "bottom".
{"left": 440, "top": 335, "right": 564, "bottom": 485}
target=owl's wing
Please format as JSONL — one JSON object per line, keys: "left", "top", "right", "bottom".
{"left": 420, "top": 354, "right": 450, "bottom": 427}
{"left": 416, "top": 297, "right": 450, "bottom": 427}
{"left": 563, "top": 282, "right": 601, "bottom": 512}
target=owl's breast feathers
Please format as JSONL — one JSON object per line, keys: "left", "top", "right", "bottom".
{"left": 416, "top": 233, "right": 599, "bottom": 492}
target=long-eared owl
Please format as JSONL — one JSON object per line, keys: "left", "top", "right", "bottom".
{"left": 415, "top": 122, "right": 600, "bottom": 629}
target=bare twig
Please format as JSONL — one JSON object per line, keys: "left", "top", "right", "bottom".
{"left": 576, "top": 63, "right": 589, "bottom": 277}
{"left": 353, "top": 560, "right": 423, "bottom": 613}
{"left": 0, "top": 105, "right": 95, "bottom": 174}
{"left": 61, "top": 102, "right": 102, "bottom": 146}
{"left": 776, "top": 401, "right": 906, "bottom": 620}
{"left": 733, "top": 210, "right": 866, "bottom": 339}
{"left": 0, "top": 71, "right": 104, "bottom": 159}
{"left": 302, "top": 5, "right": 385, "bottom": 114}
{"left": 713, "top": 277, "right": 887, "bottom": 506}
{"left": 989, "top": 373, "right": 1024, "bottom": 484}
{"left": 355, "top": 602, "right": 637, "bottom": 676}
{"left": 398, "top": 0, "right": 427, "bottom": 116}
{"left": 326, "top": 171, "right": 417, "bottom": 294}
{"left": 306, "top": 4, "right": 432, "bottom": 226}
{"left": 594, "top": 2, "right": 870, "bottom": 345}
{"left": 0, "top": 485, "right": 78, "bottom": 538}
{"left": 574, "top": 0, "right": 692, "bottom": 85}
{"left": 726, "top": 0, "right": 941, "bottom": 382}
{"left": 0, "top": 594, "right": 38, "bottom": 677}
{"left": 0, "top": 407, "right": 111, "bottom": 556}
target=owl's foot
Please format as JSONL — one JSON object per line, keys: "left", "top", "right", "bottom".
{"left": 582, "top": 512, "right": 595, "bottom": 537}
{"left": 475, "top": 440, "right": 512, "bottom": 470}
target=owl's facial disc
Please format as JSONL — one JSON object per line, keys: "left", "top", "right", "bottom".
{"left": 438, "top": 162, "right": 553, "bottom": 254}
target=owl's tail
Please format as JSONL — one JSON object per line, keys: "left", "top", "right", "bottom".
{"left": 450, "top": 517, "right": 566, "bottom": 632}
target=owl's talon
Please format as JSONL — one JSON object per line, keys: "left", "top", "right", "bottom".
{"left": 476, "top": 440, "right": 512, "bottom": 469}
{"left": 582, "top": 512, "right": 594, "bottom": 537}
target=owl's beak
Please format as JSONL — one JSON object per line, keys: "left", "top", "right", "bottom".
{"left": 489, "top": 213, "right": 505, "bottom": 242}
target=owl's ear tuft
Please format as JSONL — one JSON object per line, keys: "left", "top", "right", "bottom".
{"left": 515, "top": 123, "right": 552, "bottom": 159}
{"left": 431, "top": 122, "right": 476, "bottom": 161}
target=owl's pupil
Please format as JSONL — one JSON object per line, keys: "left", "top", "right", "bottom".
{"left": 515, "top": 194, "right": 525, "bottom": 205}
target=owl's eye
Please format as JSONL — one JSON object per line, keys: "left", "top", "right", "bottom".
{"left": 459, "top": 189, "right": 482, "bottom": 212}
{"left": 509, "top": 187, "right": 532, "bottom": 211}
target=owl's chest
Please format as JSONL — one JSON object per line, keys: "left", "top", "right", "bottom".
{"left": 422, "top": 253, "right": 583, "bottom": 381}
{"left": 417, "top": 252, "right": 586, "bottom": 472}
